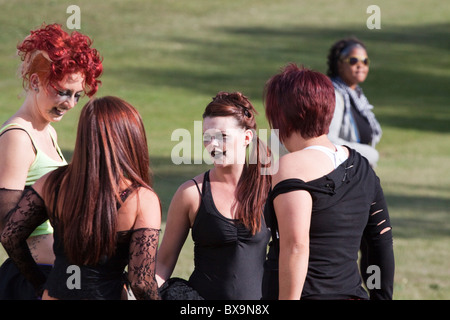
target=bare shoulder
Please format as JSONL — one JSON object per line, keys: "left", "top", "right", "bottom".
{"left": 127, "top": 186, "right": 162, "bottom": 230}
{"left": 273, "top": 151, "right": 310, "bottom": 185}
{"left": 274, "top": 149, "right": 334, "bottom": 186}
{"left": 119, "top": 186, "right": 160, "bottom": 215}
{"left": 136, "top": 186, "right": 160, "bottom": 203}
{"left": 0, "top": 124, "right": 32, "bottom": 146}
{"left": 167, "top": 173, "right": 205, "bottom": 226}
{"left": 0, "top": 125, "right": 35, "bottom": 188}
{"left": 173, "top": 173, "right": 204, "bottom": 201}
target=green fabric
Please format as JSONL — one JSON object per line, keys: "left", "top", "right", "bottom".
{"left": 0, "top": 123, "right": 67, "bottom": 236}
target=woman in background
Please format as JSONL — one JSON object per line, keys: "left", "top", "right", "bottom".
{"left": 1, "top": 96, "right": 161, "bottom": 300}
{"left": 156, "top": 92, "right": 271, "bottom": 300}
{"left": 0, "top": 23, "right": 102, "bottom": 299}
{"left": 327, "top": 37, "right": 382, "bottom": 168}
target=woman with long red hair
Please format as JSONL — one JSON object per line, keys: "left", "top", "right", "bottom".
{"left": 156, "top": 92, "right": 272, "bottom": 300}
{"left": 1, "top": 96, "right": 161, "bottom": 300}
{"left": 0, "top": 23, "right": 102, "bottom": 299}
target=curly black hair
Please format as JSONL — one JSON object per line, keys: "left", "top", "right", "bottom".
{"left": 326, "top": 37, "right": 367, "bottom": 78}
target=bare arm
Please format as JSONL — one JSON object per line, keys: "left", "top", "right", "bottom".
{"left": 271, "top": 152, "right": 318, "bottom": 300}
{"left": 0, "top": 129, "right": 35, "bottom": 231}
{"left": 0, "top": 128, "right": 35, "bottom": 189}
{"left": 275, "top": 189, "right": 312, "bottom": 300}
{"left": 155, "top": 180, "right": 199, "bottom": 286}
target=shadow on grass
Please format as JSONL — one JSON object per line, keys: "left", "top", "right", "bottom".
{"left": 386, "top": 193, "right": 450, "bottom": 239}
{"left": 107, "top": 22, "right": 450, "bottom": 133}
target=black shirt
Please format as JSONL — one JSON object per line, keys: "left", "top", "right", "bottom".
{"left": 189, "top": 170, "right": 271, "bottom": 300}
{"left": 350, "top": 100, "right": 373, "bottom": 145}
{"left": 262, "top": 148, "right": 394, "bottom": 300}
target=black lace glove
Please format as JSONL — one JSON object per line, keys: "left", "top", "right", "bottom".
{"left": 0, "top": 187, "right": 49, "bottom": 297}
{"left": 0, "top": 188, "right": 24, "bottom": 232}
{"left": 127, "top": 228, "right": 161, "bottom": 300}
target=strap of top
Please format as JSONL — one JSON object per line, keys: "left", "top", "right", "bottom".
{"left": 118, "top": 185, "right": 137, "bottom": 206}
{"left": 0, "top": 123, "right": 64, "bottom": 160}
{"left": 270, "top": 178, "right": 334, "bottom": 202}
{"left": 191, "top": 178, "right": 202, "bottom": 197}
{"left": 304, "top": 145, "right": 348, "bottom": 169}
{"left": 0, "top": 123, "right": 37, "bottom": 154}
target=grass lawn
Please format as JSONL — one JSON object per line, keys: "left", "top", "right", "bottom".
{"left": 0, "top": 0, "right": 449, "bottom": 299}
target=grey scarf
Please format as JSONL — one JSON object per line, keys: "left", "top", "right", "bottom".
{"left": 332, "top": 77, "right": 382, "bottom": 146}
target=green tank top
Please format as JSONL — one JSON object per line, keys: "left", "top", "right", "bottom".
{"left": 0, "top": 123, "right": 67, "bottom": 237}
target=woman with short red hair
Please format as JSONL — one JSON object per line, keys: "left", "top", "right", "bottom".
{"left": 262, "top": 64, "right": 394, "bottom": 300}
{"left": 0, "top": 23, "right": 102, "bottom": 299}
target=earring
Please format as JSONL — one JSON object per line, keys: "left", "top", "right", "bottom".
{"left": 34, "top": 87, "right": 39, "bottom": 92}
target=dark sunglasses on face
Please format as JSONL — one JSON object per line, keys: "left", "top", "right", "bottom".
{"left": 342, "top": 56, "right": 370, "bottom": 66}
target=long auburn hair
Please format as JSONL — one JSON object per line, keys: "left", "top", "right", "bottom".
{"left": 203, "top": 92, "right": 272, "bottom": 234}
{"left": 44, "top": 96, "right": 153, "bottom": 265}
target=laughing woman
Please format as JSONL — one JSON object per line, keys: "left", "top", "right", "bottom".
{"left": 0, "top": 23, "right": 102, "bottom": 299}
{"left": 156, "top": 92, "right": 272, "bottom": 300}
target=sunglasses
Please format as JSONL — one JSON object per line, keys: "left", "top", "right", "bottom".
{"left": 342, "top": 56, "right": 370, "bottom": 66}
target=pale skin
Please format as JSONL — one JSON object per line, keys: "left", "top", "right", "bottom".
{"left": 337, "top": 47, "right": 369, "bottom": 90}
{"left": 0, "top": 72, "right": 85, "bottom": 264}
{"left": 155, "top": 116, "right": 253, "bottom": 286}
{"left": 274, "top": 133, "right": 349, "bottom": 300}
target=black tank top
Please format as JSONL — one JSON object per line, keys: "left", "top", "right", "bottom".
{"left": 188, "top": 171, "right": 270, "bottom": 300}
{"left": 350, "top": 100, "right": 373, "bottom": 145}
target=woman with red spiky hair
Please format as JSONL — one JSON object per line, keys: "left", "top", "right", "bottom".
{"left": 0, "top": 23, "right": 102, "bottom": 299}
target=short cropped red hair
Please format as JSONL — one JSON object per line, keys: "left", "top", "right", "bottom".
{"left": 17, "top": 23, "right": 103, "bottom": 97}
{"left": 264, "top": 64, "right": 335, "bottom": 142}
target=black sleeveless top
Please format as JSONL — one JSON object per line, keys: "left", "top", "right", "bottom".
{"left": 262, "top": 148, "right": 395, "bottom": 300}
{"left": 188, "top": 171, "right": 271, "bottom": 300}
{"left": 2, "top": 185, "right": 160, "bottom": 300}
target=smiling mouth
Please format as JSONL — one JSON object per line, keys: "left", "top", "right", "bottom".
{"left": 211, "top": 149, "right": 226, "bottom": 158}
{"left": 51, "top": 106, "right": 68, "bottom": 117}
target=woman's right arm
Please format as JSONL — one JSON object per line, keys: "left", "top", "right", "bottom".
{"left": 0, "top": 129, "right": 35, "bottom": 230}
{"left": 155, "top": 180, "right": 199, "bottom": 286}
{"left": 0, "top": 187, "right": 49, "bottom": 296}
{"left": 275, "top": 189, "right": 312, "bottom": 300}
{"left": 272, "top": 155, "right": 313, "bottom": 300}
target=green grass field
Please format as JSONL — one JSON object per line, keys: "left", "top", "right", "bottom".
{"left": 0, "top": 0, "right": 449, "bottom": 299}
